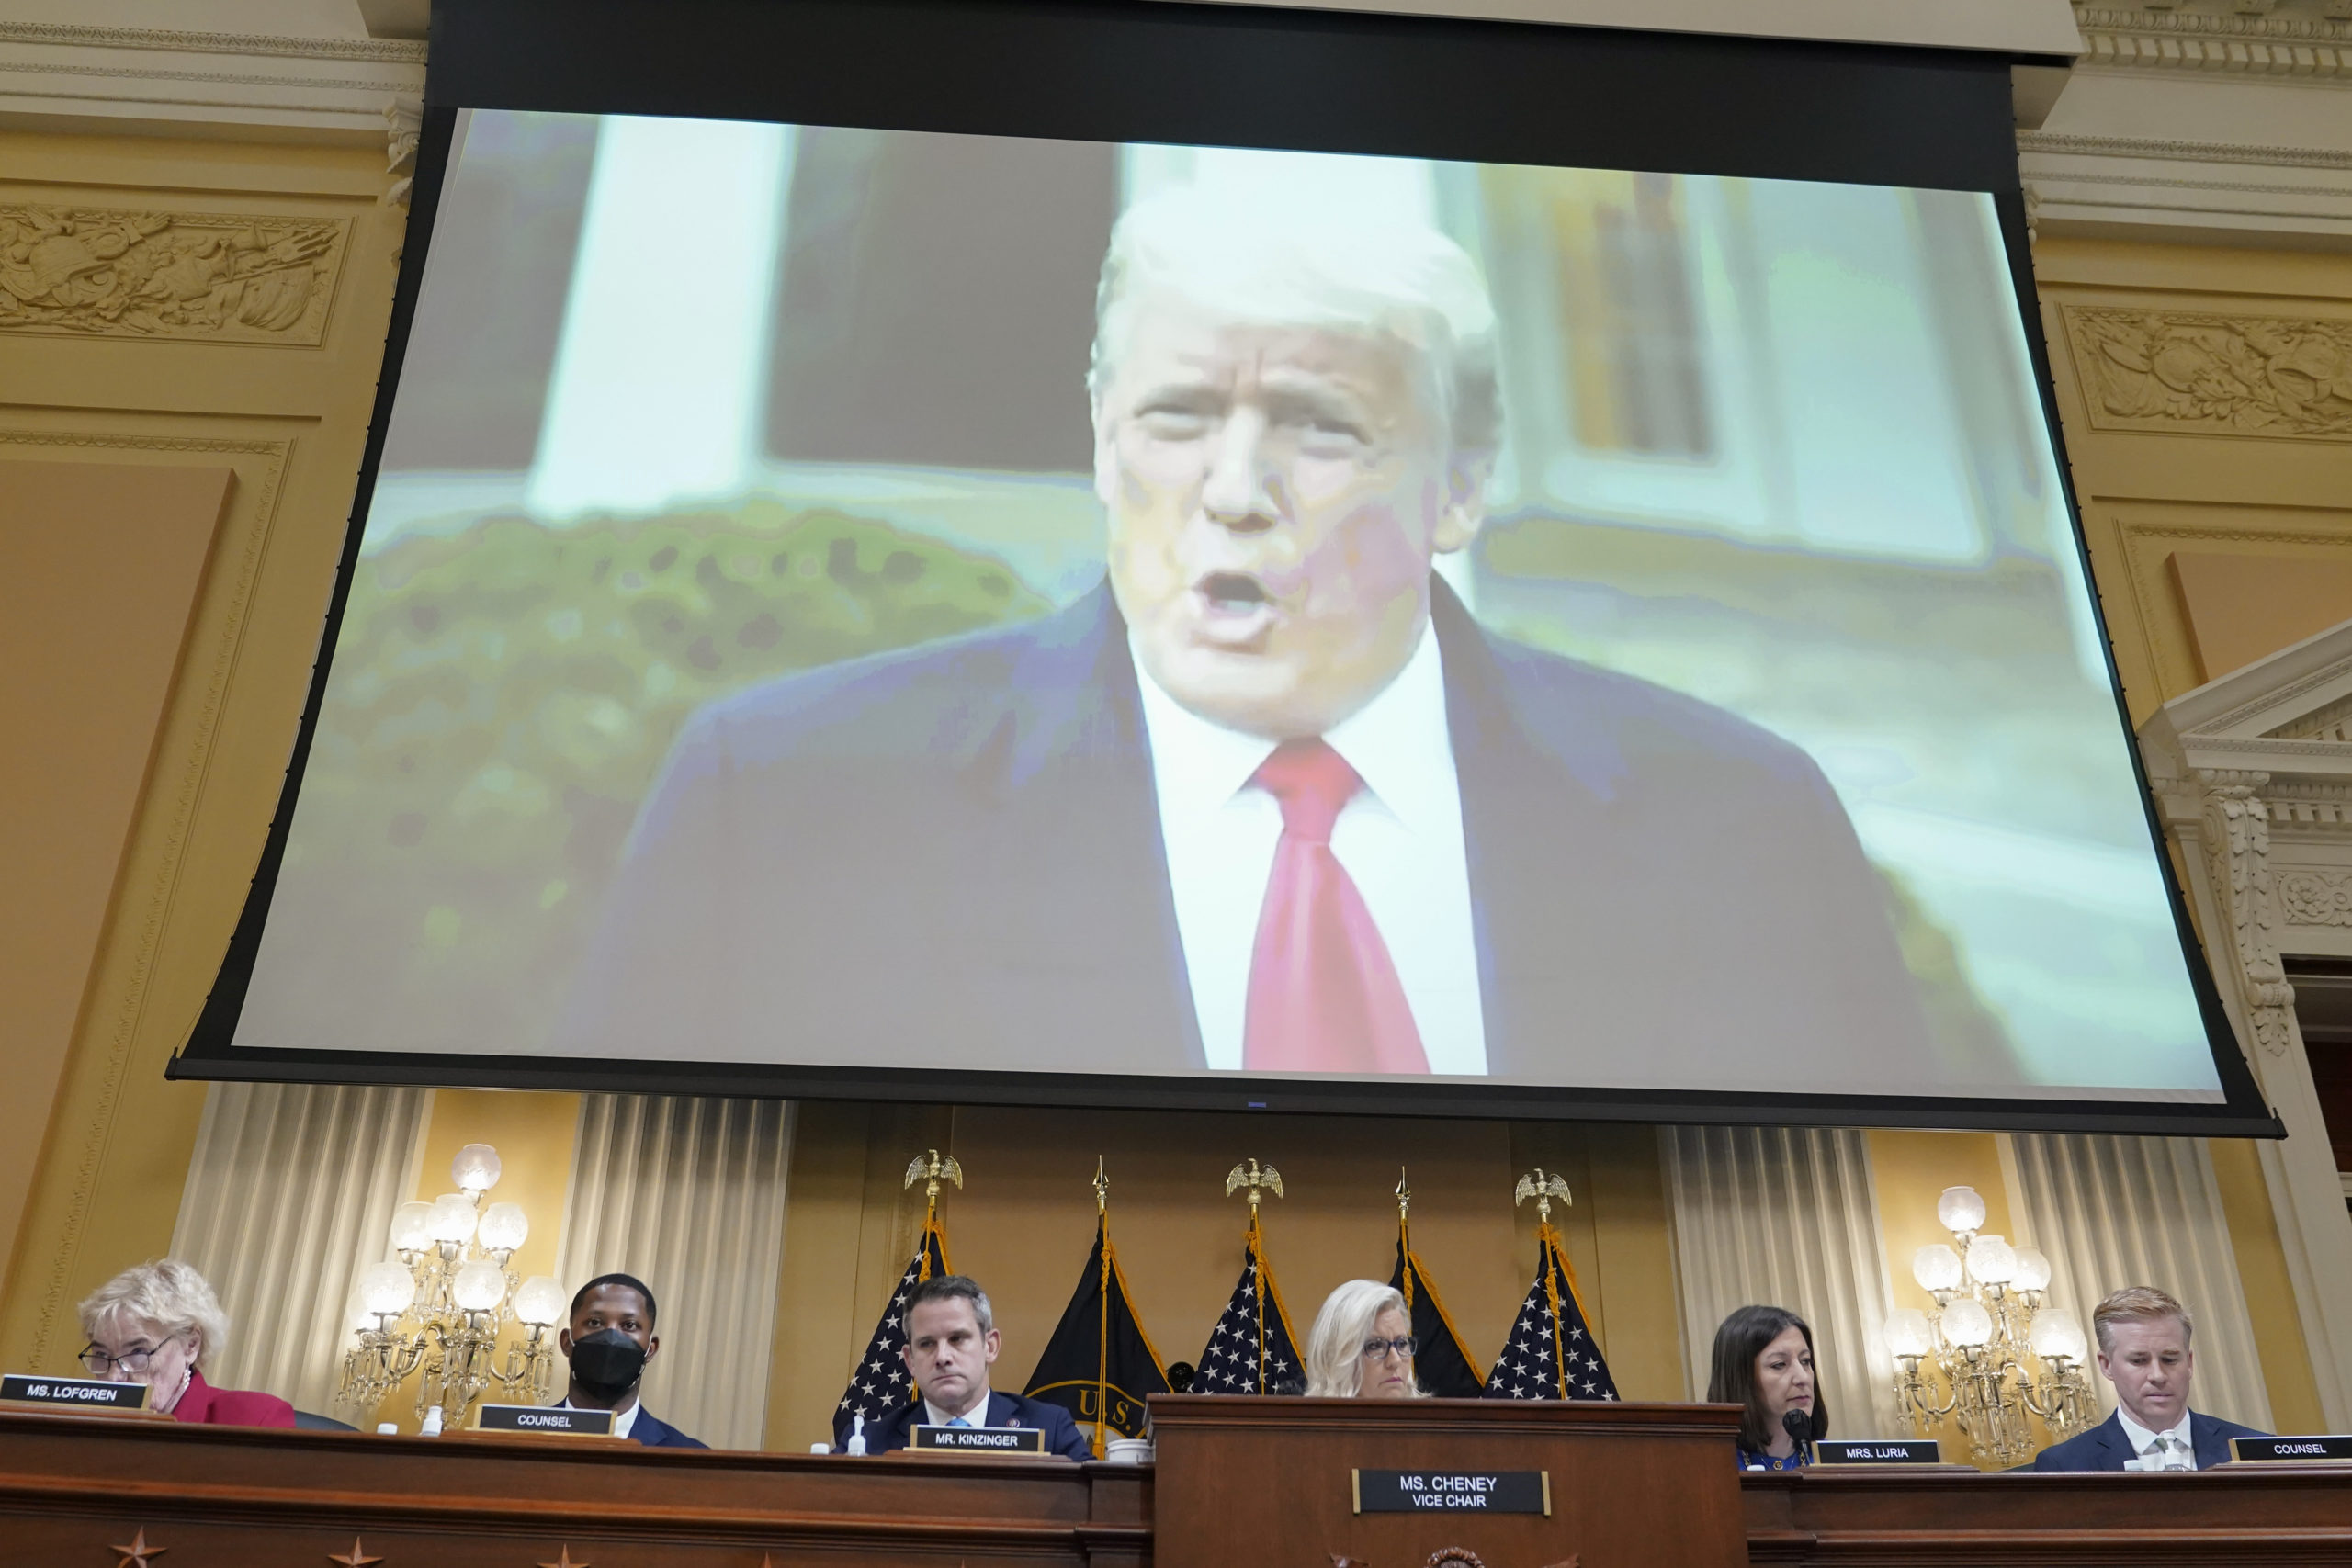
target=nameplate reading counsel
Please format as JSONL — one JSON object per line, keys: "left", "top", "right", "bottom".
{"left": 473, "top": 1403, "right": 616, "bottom": 1436}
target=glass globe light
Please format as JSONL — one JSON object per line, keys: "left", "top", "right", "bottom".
{"left": 1967, "top": 1234, "right": 2018, "bottom": 1286}
{"left": 514, "top": 1275, "right": 567, "bottom": 1328}
{"left": 359, "top": 1259, "right": 416, "bottom": 1318}
{"left": 428, "top": 1191, "right": 479, "bottom": 1246}
{"left": 1912, "top": 1244, "right": 1963, "bottom": 1293}
{"left": 1883, "top": 1307, "right": 1934, "bottom": 1359}
{"left": 451, "top": 1143, "right": 503, "bottom": 1194}
{"left": 478, "top": 1201, "right": 529, "bottom": 1253}
{"left": 1942, "top": 1298, "right": 1994, "bottom": 1348}
{"left": 1937, "top": 1186, "right": 1988, "bottom": 1234}
{"left": 2011, "top": 1247, "right": 2053, "bottom": 1293}
{"left": 2030, "top": 1308, "right": 2089, "bottom": 1365}
{"left": 388, "top": 1200, "right": 435, "bottom": 1254}
{"left": 452, "top": 1258, "right": 508, "bottom": 1314}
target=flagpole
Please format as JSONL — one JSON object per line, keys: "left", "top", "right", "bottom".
{"left": 1226, "top": 1158, "right": 1283, "bottom": 1395}
{"left": 1093, "top": 1157, "right": 1111, "bottom": 1460}
{"left": 1514, "top": 1168, "right": 1574, "bottom": 1401}
{"left": 1396, "top": 1168, "right": 1413, "bottom": 1311}
{"left": 905, "top": 1148, "right": 963, "bottom": 1282}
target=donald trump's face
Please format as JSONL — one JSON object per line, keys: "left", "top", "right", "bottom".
{"left": 1093, "top": 288, "right": 1487, "bottom": 740}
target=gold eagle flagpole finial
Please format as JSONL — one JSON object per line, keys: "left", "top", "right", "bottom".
{"left": 1513, "top": 1168, "right": 1572, "bottom": 1226}
{"left": 1225, "top": 1157, "right": 1283, "bottom": 1219}
{"left": 904, "top": 1148, "right": 964, "bottom": 1225}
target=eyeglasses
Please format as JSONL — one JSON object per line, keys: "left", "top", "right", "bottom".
{"left": 79, "top": 1345, "right": 160, "bottom": 1376}
{"left": 1359, "top": 1337, "right": 1418, "bottom": 1362}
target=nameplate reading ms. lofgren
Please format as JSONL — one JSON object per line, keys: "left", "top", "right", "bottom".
{"left": 2232, "top": 1435, "right": 2352, "bottom": 1463}
{"left": 1353, "top": 1470, "right": 1550, "bottom": 1515}
{"left": 1816, "top": 1438, "right": 1942, "bottom": 1465}
{"left": 0, "top": 1373, "right": 147, "bottom": 1411}
{"left": 471, "top": 1404, "right": 616, "bottom": 1436}
{"left": 910, "top": 1424, "right": 1047, "bottom": 1454}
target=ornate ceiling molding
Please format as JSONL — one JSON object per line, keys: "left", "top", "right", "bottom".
{"left": 0, "top": 19, "right": 424, "bottom": 141}
{"left": 0, "top": 21, "right": 424, "bottom": 65}
{"left": 2074, "top": 2, "right": 2352, "bottom": 77}
{"left": 2019, "top": 130, "right": 2352, "bottom": 170}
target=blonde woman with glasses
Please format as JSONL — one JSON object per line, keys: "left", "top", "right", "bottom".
{"left": 77, "top": 1258, "right": 294, "bottom": 1427}
{"left": 1305, "top": 1280, "right": 1423, "bottom": 1399}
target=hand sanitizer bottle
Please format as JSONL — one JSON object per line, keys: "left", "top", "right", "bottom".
{"left": 420, "top": 1404, "right": 445, "bottom": 1437}
{"left": 844, "top": 1413, "right": 867, "bottom": 1456}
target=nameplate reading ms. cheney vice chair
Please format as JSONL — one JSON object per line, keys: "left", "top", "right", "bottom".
{"left": 1150, "top": 1395, "right": 1747, "bottom": 1568}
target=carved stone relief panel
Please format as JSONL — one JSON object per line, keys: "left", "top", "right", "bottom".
{"left": 0, "top": 206, "right": 347, "bottom": 344}
{"left": 2063, "top": 306, "right": 2352, "bottom": 440}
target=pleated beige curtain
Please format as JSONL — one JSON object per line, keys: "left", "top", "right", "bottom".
{"left": 555, "top": 1094, "right": 792, "bottom": 1450}
{"left": 1664, "top": 1125, "right": 1900, "bottom": 1440}
{"left": 2007, "top": 1133, "right": 2273, "bottom": 1431}
{"left": 167, "top": 1081, "right": 431, "bottom": 1414}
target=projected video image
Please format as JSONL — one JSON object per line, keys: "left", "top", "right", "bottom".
{"left": 235, "top": 110, "right": 2221, "bottom": 1100}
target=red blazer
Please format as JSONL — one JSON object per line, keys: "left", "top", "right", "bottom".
{"left": 172, "top": 1368, "right": 296, "bottom": 1427}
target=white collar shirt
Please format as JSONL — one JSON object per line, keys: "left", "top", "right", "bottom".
{"left": 1131, "top": 620, "right": 1487, "bottom": 1076}
{"left": 2117, "top": 1407, "right": 2196, "bottom": 1470}
{"left": 560, "top": 1395, "right": 639, "bottom": 1439}
{"left": 924, "top": 1390, "right": 992, "bottom": 1427}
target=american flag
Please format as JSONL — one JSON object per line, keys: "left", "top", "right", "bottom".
{"left": 1194, "top": 1218, "right": 1303, "bottom": 1394}
{"left": 833, "top": 1217, "right": 950, "bottom": 1445}
{"left": 1482, "top": 1225, "right": 1619, "bottom": 1402}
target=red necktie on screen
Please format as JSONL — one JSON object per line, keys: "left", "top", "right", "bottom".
{"left": 1241, "top": 739, "right": 1430, "bottom": 1075}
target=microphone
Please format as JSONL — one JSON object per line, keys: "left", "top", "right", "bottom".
{"left": 1781, "top": 1408, "right": 1815, "bottom": 1463}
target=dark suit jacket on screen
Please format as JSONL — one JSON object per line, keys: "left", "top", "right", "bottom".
{"left": 2029, "top": 1409, "right": 2265, "bottom": 1472}
{"left": 553, "top": 578, "right": 1936, "bottom": 1089}
{"left": 863, "top": 1390, "right": 1093, "bottom": 1461}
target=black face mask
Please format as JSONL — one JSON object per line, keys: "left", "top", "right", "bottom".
{"left": 568, "top": 1328, "right": 648, "bottom": 1402}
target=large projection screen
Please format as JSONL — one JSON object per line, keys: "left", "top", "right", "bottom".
{"left": 175, "top": 0, "right": 2275, "bottom": 1133}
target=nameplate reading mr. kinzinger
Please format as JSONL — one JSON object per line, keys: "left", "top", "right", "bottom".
{"left": 910, "top": 1424, "right": 1047, "bottom": 1454}
{"left": 1353, "top": 1470, "right": 1550, "bottom": 1515}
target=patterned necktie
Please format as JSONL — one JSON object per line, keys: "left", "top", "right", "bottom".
{"left": 1241, "top": 739, "right": 1430, "bottom": 1074}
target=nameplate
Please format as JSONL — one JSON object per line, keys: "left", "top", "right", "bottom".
{"left": 0, "top": 1373, "right": 149, "bottom": 1412}
{"left": 470, "top": 1404, "right": 616, "bottom": 1437}
{"left": 910, "top": 1424, "right": 1046, "bottom": 1454}
{"left": 1353, "top": 1470, "right": 1550, "bottom": 1515}
{"left": 2231, "top": 1434, "right": 2352, "bottom": 1463}
{"left": 1816, "top": 1438, "right": 1941, "bottom": 1465}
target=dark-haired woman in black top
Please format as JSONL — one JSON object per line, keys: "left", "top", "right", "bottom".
{"left": 1708, "top": 1304, "right": 1825, "bottom": 1471}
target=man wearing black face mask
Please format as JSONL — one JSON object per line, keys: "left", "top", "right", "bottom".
{"left": 557, "top": 1273, "right": 707, "bottom": 1449}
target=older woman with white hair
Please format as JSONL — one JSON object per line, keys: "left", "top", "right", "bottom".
{"left": 1305, "top": 1280, "right": 1424, "bottom": 1399}
{"left": 76, "top": 1258, "right": 295, "bottom": 1427}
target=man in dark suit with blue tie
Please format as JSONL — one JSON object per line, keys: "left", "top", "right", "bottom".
{"left": 555, "top": 1273, "right": 708, "bottom": 1449}
{"left": 2030, "top": 1286, "right": 2265, "bottom": 1471}
{"left": 554, "top": 186, "right": 1938, "bottom": 1094}
{"left": 862, "top": 1275, "right": 1091, "bottom": 1460}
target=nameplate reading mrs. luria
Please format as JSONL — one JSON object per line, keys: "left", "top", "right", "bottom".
{"left": 2232, "top": 1435, "right": 2352, "bottom": 1463}
{"left": 1816, "top": 1438, "right": 1941, "bottom": 1465}
{"left": 472, "top": 1404, "right": 616, "bottom": 1436}
{"left": 0, "top": 1373, "right": 148, "bottom": 1411}
{"left": 1353, "top": 1470, "right": 1550, "bottom": 1515}
{"left": 910, "top": 1424, "right": 1048, "bottom": 1454}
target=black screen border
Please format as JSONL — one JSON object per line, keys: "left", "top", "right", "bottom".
{"left": 172, "top": 0, "right": 2280, "bottom": 1138}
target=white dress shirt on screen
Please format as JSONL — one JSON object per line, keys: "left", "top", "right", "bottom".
{"left": 2116, "top": 1407, "right": 2197, "bottom": 1470}
{"left": 1131, "top": 620, "right": 1487, "bottom": 1076}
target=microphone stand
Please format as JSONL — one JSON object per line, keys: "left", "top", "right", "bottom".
{"left": 1782, "top": 1408, "right": 1816, "bottom": 1467}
